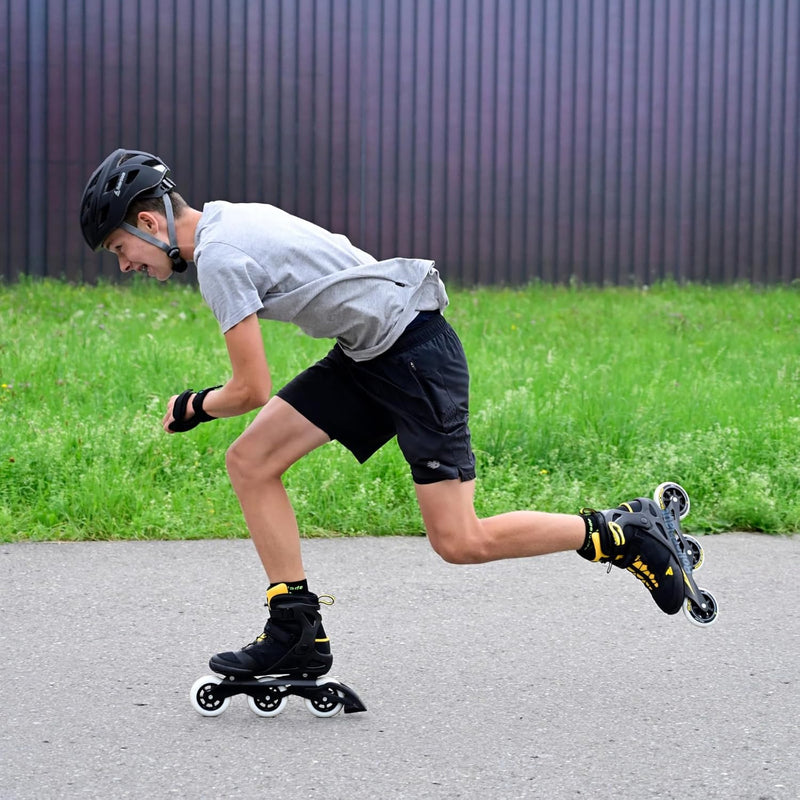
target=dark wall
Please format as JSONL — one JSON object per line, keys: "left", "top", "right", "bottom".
{"left": 3, "top": 0, "right": 799, "bottom": 284}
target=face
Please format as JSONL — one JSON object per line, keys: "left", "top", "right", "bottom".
{"left": 104, "top": 215, "right": 173, "bottom": 281}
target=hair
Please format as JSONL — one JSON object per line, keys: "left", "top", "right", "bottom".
{"left": 124, "top": 191, "right": 188, "bottom": 227}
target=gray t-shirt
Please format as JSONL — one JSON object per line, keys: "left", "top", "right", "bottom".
{"left": 194, "top": 201, "right": 449, "bottom": 361}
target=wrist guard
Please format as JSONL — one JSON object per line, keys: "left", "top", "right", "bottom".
{"left": 168, "top": 385, "right": 222, "bottom": 432}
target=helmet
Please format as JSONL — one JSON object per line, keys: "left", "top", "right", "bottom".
{"left": 80, "top": 149, "right": 174, "bottom": 250}
{"left": 79, "top": 148, "right": 188, "bottom": 272}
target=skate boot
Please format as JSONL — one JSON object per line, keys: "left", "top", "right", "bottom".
{"left": 192, "top": 584, "right": 367, "bottom": 717}
{"left": 578, "top": 497, "right": 686, "bottom": 615}
{"left": 208, "top": 583, "right": 333, "bottom": 678}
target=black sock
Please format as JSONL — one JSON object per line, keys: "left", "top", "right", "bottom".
{"left": 577, "top": 510, "right": 604, "bottom": 560}
{"left": 270, "top": 579, "right": 309, "bottom": 595}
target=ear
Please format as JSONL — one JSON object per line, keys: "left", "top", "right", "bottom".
{"left": 136, "top": 211, "right": 161, "bottom": 234}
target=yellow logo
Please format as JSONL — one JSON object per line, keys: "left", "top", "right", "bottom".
{"left": 609, "top": 521, "right": 626, "bottom": 548}
{"left": 627, "top": 557, "right": 658, "bottom": 589}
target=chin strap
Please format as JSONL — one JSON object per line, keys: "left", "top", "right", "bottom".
{"left": 119, "top": 193, "right": 189, "bottom": 273}
{"left": 162, "top": 193, "right": 188, "bottom": 272}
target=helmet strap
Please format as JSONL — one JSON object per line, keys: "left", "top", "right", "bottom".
{"left": 118, "top": 193, "right": 189, "bottom": 273}
{"left": 162, "top": 193, "right": 189, "bottom": 272}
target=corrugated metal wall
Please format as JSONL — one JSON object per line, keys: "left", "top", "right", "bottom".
{"left": 2, "top": 0, "right": 799, "bottom": 284}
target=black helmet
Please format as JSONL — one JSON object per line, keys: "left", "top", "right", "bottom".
{"left": 79, "top": 148, "right": 188, "bottom": 272}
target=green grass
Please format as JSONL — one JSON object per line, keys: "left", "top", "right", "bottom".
{"left": 1, "top": 277, "right": 798, "bottom": 541}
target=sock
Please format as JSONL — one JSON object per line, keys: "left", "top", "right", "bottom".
{"left": 269, "top": 579, "right": 309, "bottom": 595}
{"left": 577, "top": 510, "right": 608, "bottom": 561}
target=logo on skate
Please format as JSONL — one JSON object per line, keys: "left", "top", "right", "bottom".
{"left": 627, "top": 557, "right": 658, "bottom": 589}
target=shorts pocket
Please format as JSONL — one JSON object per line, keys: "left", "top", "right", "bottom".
{"left": 407, "top": 360, "right": 462, "bottom": 431}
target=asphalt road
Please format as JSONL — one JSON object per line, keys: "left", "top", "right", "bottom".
{"left": 1, "top": 533, "right": 798, "bottom": 800}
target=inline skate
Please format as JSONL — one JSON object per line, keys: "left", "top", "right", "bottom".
{"left": 580, "top": 482, "right": 718, "bottom": 626}
{"left": 190, "top": 584, "right": 367, "bottom": 718}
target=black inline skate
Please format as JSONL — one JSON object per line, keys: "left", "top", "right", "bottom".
{"left": 190, "top": 584, "right": 367, "bottom": 717}
{"left": 579, "top": 482, "right": 718, "bottom": 626}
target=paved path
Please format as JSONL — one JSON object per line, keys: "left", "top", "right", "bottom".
{"left": 1, "top": 534, "right": 798, "bottom": 800}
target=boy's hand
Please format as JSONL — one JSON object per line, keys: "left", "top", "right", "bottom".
{"left": 164, "top": 386, "right": 220, "bottom": 433}
{"left": 163, "top": 391, "right": 194, "bottom": 433}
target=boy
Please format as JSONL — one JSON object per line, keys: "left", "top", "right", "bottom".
{"left": 80, "top": 149, "right": 686, "bottom": 681}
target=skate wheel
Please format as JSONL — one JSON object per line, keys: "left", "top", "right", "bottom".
{"left": 304, "top": 680, "right": 345, "bottom": 718}
{"left": 654, "top": 482, "right": 690, "bottom": 520}
{"left": 683, "top": 535, "right": 705, "bottom": 571}
{"left": 683, "top": 589, "right": 718, "bottom": 627}
{"left": 190, "top": 675, "right": 230, "bottom": 717}
{"left": 247, "top": 684, "right": 289, "bottom": 717}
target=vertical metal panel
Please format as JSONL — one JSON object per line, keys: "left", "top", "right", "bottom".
{"left": 782, "top": 0, "right": 800, "bottom": 283}
{"left": 26, "top": 0, "right": 47, "bottom": 276}
{"left": 2, "top": 0, "right": 799, "bottom": 284}
{"left": 1, "top": 0, "right": 13, "bottom": 281}
{"left": 5, "top": 0, "right": 29, "bottom": 281}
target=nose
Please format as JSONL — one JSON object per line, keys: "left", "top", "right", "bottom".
{"left": 118, "top": 255, "right": 132, "bottom": 272}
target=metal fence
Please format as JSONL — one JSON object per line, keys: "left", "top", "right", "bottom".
{"left": 3, "top": 0, "right": 799, "bottom": 284}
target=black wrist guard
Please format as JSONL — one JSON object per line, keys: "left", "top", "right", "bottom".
{"left": 168, "top": 385, "right": 222, "bottom": 433}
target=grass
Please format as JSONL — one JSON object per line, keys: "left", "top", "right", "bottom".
{"left": 0, "top": 277, "right": 798, "bottom": 541}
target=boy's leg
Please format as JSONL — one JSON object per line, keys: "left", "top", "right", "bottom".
{"left": 415, "top": 478, "right": 584, "bottom": 564}
{"left": 225, "top": 395, "right": 330, "bottom": 582}
{"left": 416, "top": 478, "right": 686, "bottom": 615}
{"left": 210, "top": 396, "right": 336, "bottom": 679}
{"left": 213, "top": 351, "right": 394, "bottom": 681}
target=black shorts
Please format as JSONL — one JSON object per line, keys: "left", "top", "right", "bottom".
{"left": 277, "top": 312, "right": 476, "bottom": 484}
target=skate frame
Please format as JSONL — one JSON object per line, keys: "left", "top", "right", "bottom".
{"left": 659, "top": 493, "right": 711, "bottom": 617}
{"left": 212, "top": 675, "right": 367, "bottom": 714}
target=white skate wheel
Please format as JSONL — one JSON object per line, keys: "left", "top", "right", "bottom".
{"left": 654, "top": 482, "right": 691, "bottom": 520}
{"left": 683, "top": 589, "right": 718, "bottom": 627}
{"left": 304, "top": 677, "right": 345, "bottom": 718}
{"left": 247, "top": 683, "right": 289, "bottom": 717}
{"left": 190, "top": 675, "right": 230, "bottom": 717}
{"left": 683, "top": 534, "right": 705, "bottom": 571}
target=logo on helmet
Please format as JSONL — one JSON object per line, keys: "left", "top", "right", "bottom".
{"left": 113, "top": 171, "right": 127, "bottom": 197}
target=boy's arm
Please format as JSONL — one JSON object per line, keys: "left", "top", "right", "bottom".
{"left": 163, "top": 313, "right": 271, "bottom": 432}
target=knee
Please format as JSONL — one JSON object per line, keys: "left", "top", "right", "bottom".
{"left": 225, "top": 439, "right": 250, "bottom": 486}
{"left": 426, "top": 522, "right": 489, "bottom": 565}
{"left": 225, "top": 436, "right": 279, "bottom": 487}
